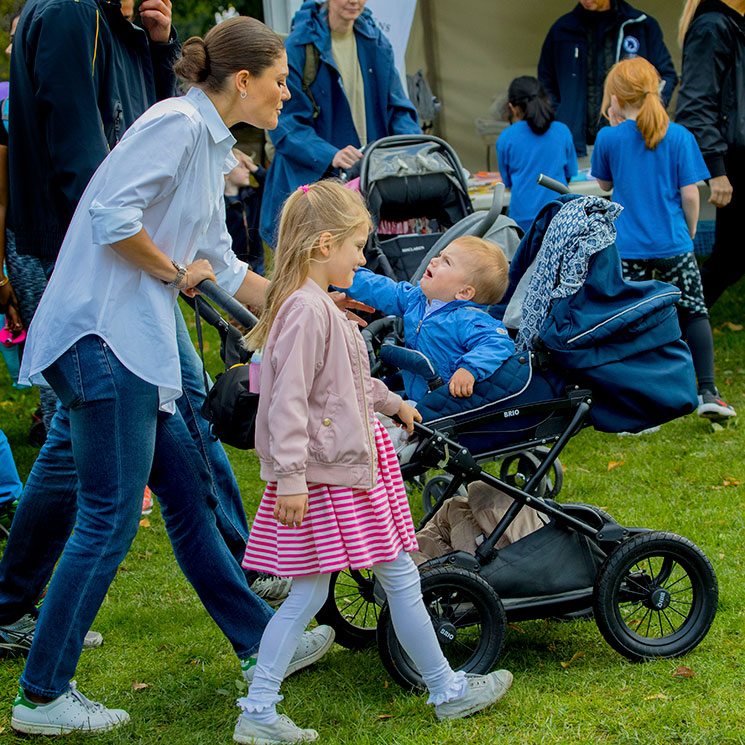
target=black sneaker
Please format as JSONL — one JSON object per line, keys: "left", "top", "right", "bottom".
{"left": 697, "top": 390, "right": 736, "bottom": 421}
{"left": 0, "top": 614, "right": 36, "bottom": 658}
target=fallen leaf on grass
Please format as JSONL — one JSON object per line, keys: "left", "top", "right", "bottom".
{"left": 575, "top": 466, "right": 590, "bottom": 473}
{"left": 718, "top": 553, "right": 725, "bottom": 559}
{"left": 560, "top": 651, "right": 584, "bottom": 668}
{"left": 377, "top": 715, "right": 393, "bottom": 720}
{"left": 134, "top": 551, "right": 152, "bottom": 559}
{"left": 139, "top": 518, "right": 151, "bottom": 528}
{"left": 607, "top": 461, "right": 625, "bottom": 471}
{"left": 132, "top": 681, "right": 152, "bottom": 691}
{"left": 383, "top": 680, "right": 388, "bottom": 688}
{"left": 724, "top": 322, "right": 743, "bottom": 331}
{"left": 645, "top": 693, "right": 669, "bottom": 700}
{"left": 507, "top": 623, "right": 525, "bottom": 633}
{"left": 672, "top": 665, "right": 695, "bottom": 678}
{"left": 723, "top": 479, "right": 741, "bottom": 487}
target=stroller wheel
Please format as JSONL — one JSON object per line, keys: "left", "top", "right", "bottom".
{"left": 532, "top": 446, "right": 564, "bottom": 498}
{"left": 421, "top": 474, "right": 467, "bottom": 512}
{"left": 315, "top": 568, "right": 378, "bottom": 649}
{"left": 499, "top": 451, "right": 547, "bottom": 497}
{"left": 377, "top": 566, "right": 506, "bottom": 692}
{"left": 593, "top": 531, "right": 718, "bottom": 662}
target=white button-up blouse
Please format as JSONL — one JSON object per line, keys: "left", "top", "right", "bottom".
{"left": 20, "top": 87, "right": 248, "bottom": 410}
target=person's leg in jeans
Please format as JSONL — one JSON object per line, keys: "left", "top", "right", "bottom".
{"left": 174, "top": 305, "right": 251, "bottom": 562}
{"left": 147, "top": 403, "right": 273, "bottom": 659}
{"left": 0, "top": 310, "right": 254, "bottom": 630}
{"left": 0, "top": 405, "right": 78, "bottom": 626}
{"left": 20, "top": 336, "right": 158, "bottom": 697}
{"left": 701, "top": 155, "right": 745, "bottom": 309}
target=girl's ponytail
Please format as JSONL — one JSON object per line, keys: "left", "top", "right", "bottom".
{"left": 635, "top": 89, "right": 668, "bottom": 151}
{"left": 507, "top": 76, "right": 555, "bottom": 135}
{"left": 602, "top": 57, "right": 668, "bottom": 151}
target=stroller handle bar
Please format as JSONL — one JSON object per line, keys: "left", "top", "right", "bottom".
{"left": 537, "top": 173, "right": 570, "bottom": 195}
{"left": 194, "top": 279, "right": 259, "bottom": 330}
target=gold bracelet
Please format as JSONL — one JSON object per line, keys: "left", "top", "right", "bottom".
{"left": 0, "top": 276, "right": 9, "bottom": 287}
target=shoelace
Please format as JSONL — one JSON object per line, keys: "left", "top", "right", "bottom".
{"left": 67, "top": 681, "right": 106, "bottom": 712}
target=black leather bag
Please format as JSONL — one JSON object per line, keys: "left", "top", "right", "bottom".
{"left": 201, "top": 362, "right": 258, "bottom": 450}
{"left": 191, "top": 296, "right": 258, "bottom": 450}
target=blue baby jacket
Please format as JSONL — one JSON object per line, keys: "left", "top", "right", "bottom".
{"left": 347, "top": 268, "right": 514, "bottom": 401}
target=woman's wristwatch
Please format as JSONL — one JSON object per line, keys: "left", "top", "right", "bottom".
{"left": 167, "top": 260, "right": 187, "bottom": 289}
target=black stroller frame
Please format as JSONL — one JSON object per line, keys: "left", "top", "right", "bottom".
{"left": 194, "top": 169, "right": 718, "bottom": 691}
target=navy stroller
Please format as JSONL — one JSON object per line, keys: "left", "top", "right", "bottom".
{"left": 307, "top": 195, "right": 717, "bottom": 691}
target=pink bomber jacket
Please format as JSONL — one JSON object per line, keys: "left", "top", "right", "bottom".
{"left": 254, "top": 279, "right": 403, "bottom": 495}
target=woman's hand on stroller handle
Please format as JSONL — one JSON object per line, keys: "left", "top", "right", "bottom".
{"left": 332, "top": 145, "right": 363, "bottom": 170}
{"left": 180, "top": 259, "right": 217, "bottom": 297}
{"left": 274, "top": 493, "right": 309, "bottom": 527}
{"left": 330, "top": 291, "right": 374, "bottom": 327}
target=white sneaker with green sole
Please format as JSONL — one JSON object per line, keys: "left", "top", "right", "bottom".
{"left": 11, "top": 681, "right": 130, "bottom": 735}
{"left": 242, "top": 625, "right": 335, "bottom": 684}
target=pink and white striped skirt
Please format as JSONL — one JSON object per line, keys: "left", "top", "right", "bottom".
{"left": 242, "top": 419, "right": 418, "bottom": 576}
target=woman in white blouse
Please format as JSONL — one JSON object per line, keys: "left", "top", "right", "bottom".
{"left": 11, "top": 18, "right": 314, "bottom": 735}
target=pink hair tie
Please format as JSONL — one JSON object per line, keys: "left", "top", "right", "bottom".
{"left": 298, "top": 184, "right": 310, "bottom": 193}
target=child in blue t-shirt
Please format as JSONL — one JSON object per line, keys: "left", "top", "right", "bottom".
{"left": 497, "top": 76, "right": 577, "bottom": 233}
{"left": 592, "top": 57, "right": 734, "bottom": 422}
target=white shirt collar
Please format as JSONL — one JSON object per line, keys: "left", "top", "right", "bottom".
{"left": 186, "top": 86, "right": 235, "bottom": 146}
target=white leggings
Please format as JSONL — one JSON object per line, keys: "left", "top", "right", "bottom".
{"left": 237, "top": 552, "right": 466, "bottom": 721}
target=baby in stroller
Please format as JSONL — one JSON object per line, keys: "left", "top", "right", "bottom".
{"left": 344, "top": 235, "right": 514, "bottom": 401}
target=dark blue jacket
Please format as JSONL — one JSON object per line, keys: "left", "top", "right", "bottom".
{"left": 537, "top": 1, "right": 677, "bottom": 156}
{"left": 9, "top": 0, "right": 179, "bottom": 258}
{"left": 675, "top": 0, "right": 745, "bottom": 178}
{"left": 259, "top": 0, "right": 420, "bottom": 245}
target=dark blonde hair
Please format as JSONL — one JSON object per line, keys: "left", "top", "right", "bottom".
{"left": 678, "top": 0, "right": 702, "bottom": 46}
{"left": 601, "top": 57, "right": 668, "bottom": 150}
{"left": 245, "top": 181, "right": 372, "bottom": 350}
{"left": 174, "top": 17, "right": 284, "bottom": 93}
{"left": 453, "top": 236, "right": 509, "bottom": 306}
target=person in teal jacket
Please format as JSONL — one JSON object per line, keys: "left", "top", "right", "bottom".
{"left": 345, "top": 237, "right": 515, "bottom": 401}
{"left": 259, "top": 0, "right": 420, "bottom": 246}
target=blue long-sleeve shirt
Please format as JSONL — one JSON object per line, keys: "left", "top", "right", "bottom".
{"left": 347, "top": 268, "right": 514, "bottom": 401}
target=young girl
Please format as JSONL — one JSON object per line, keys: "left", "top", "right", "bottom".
{"left": 496, "top": 76, "right": 577, "bottom": 233}
{"left": 591, "top": 57, "right": 735, "bottom": 422}
{"left": 234, "top": 181, "right": 513, "bottom": 745}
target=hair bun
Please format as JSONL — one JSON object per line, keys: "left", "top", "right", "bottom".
{"left": 174, "top": 36, "right": 210, "bottom": 84}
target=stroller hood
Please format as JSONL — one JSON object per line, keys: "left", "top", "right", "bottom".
{"left": 537, "top": 231, "right": 698, "bottom": 433}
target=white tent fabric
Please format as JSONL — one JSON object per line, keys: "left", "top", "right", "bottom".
{"left": 264, "top": 1, "right": 685, "bottom": 172}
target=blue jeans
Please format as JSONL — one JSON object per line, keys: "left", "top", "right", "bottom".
{"left": 0, "top": 429, "right": 23, "bottom": 506}
{"left": 0, "top": 307, "right": 254, "bottom": 624}
{"left": 15, "top": 335, "right": 273, "bottom": 698}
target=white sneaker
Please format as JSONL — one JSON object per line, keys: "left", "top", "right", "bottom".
{"left": 250, "top": 574, "right": 293, "bottom": 608}
{"left": 84, "top": 630, "right": 104, "bottom": 649}
{"left": 435, "top": 670, "right": 513, "bottom": 720}
{"left": 233, "top": 713, "right": 318, "bottom": 744}
{"left": 242, "top": 626, "right": 335, "bottom": 684}
{"left": 11, "top": 681, "right": 130, "bottom": 734}
{"left": 697, "top": 391, "right": 736, "bottom": 421}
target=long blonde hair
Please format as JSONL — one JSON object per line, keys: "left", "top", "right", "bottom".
{"left": 678, "top": 0, "right": 702, "bottom": 46}
{"left": 245, "top": 180, "right": 372, "bottom": 350}
{"left": 601, "top": 57, "right": 669, "bottom": 150}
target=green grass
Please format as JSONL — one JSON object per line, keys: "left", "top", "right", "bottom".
{"left": 1, "top": 289, "right": 744, "bottom": 745}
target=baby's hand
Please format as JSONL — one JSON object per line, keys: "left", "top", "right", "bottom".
{"left": 274, "top": 493, "right": 309, "bottom": 527}
{"left": 395, "top": 401, "right": 421, "bottom": 435}
{"left": 449, "top": 368, "right": 475, "bottom": 398}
